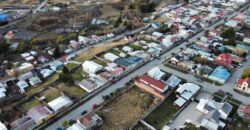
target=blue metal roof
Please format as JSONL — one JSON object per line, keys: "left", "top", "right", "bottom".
{"left": 209, "top": 66, "right": 230, "bottom": 83}
{"left": 0, "top": 14, "right": 8, "bottom": 21}
{"left": 126, "top": 56, "right": 143, "bottom": 64}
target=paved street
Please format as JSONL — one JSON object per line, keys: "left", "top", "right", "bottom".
{"left": 45, "top": 4, "right": 250, "bottom": 129}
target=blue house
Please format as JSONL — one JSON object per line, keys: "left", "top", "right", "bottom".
{"left": 208, "top": 66, "right": 230, "bottom": 84}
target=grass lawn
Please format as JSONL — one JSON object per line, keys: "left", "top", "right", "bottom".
{"left": 66, "top": 63, "right": 80, "bottom": 72}
{"left": 56, "top": 83, "right": 86, "bottom": 99}
{"left": 144, "top": 94, "right": 179, "bottom": 130}
{"left": 71, "top": 67, "right": 85, "bottom": 81}
{"left": 42, "top": 88, "right": 61, "bottom": 102}
{"left": 109, "top": 49, "right": 120, "bottom": 56}
{"left": 26, "top": 73, "right": 59, "bottom": 96}
{"left": 128, "top": 44, "right": 143, "bottom": 51}
{"left": 71, "top": 72, "right": 84, "bottom": 81}
{"left": 21, "top": 99, "right": 42, "bottom": 112}
{"left": 92, "top": 57, "right": 108, "bottom": 66}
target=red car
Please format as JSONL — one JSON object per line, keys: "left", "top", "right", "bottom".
{"left": 92, "top": 104, "right": 98, "bottom": 110}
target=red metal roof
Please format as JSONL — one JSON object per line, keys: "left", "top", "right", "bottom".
{"left": 136, "top": 74, "right": 166, "bottom": 93}
{"left": 78, "top": 112, "right": 95, "bottom": 127}
{"left": 216, "top": 53, "right": 232, "bottom": 65}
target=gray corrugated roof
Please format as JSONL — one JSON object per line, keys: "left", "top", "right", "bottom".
{"left": 205, "top": 110, "right": 220, "bottom": 123}
{"left": 221, "top": 102, "right": 233, "bottom": 115}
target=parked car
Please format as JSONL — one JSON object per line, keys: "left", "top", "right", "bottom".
{"left": 92, "top": 104, "right": 98, "bottom": 110}
{"left": 102, "top": 95, "right": 110, "bottom": 101}
{"left": 69, "top": 119, "right": 76, "bottom": 125}
{"left": 81, "top": 110, "right": 88, "bottom": 115}
{"left": 56, "top": 127, "right": 62, "bottom": 130}
{"left": 225, "top": 92, "right": 233, "bottom": 97}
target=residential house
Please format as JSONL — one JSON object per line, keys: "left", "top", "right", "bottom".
{"left": 147, "top": 67, "right": 166, "bottom": 80}
{"left": 10, "top": 116, "right": 36, "bottom": 130}
{"left": 196, "top": 98, "right": 233, "bottom": 130}
{"left": 104, "top": 63, "right": 118, "bottom": 72}
{"left": 18, "top": 71, "right": 33, "bottom": 81}
{"left": 237, "top": 104, "right": 250, "bottom": 119}
{"left": 225, "top": 20, "right": 242, "bottom": 31}
{"left": 152, "top": 32, "right": 163, "bottom": 39}
{"left": 174, "top": 83, "right": 200, "bottom": 107}
{"left": 235, "top": 77, "right": 250, "bottom": 94}
{"left": 6, "top": 63, "right": 34, "bottom": 77}
{"left": 76, "top": 79, "right": 98, "bottom": 93}
{"left": 82, "top": 61, "right": 103, "bottom": 74}
{"left": 50, "top": 61, "right": 64, "bottom": 71}
{"left": 135, "top": 74, "right": 168, "bottom": 99}
{"left": 95, "top": 72, "right": 113, "bottom": 84}
{"left": 122, "top": 46, "right": 133, "bottom": 53}
{"left": 130, "top": 51, "right": 151, "bottom": 59}
{"left": 77, "top": 112, "right": 103, "bottom": 130}
{"left": 208, "top": 66, "right": 230, "bottom": 84}
{"left": 70, "top": 40, "right": 81, "bottom": 49}
{"left": 48, "top": 96, "right": 73, "bottom": 112}
{"left": 40, "top": 68, "right": 54, "bottom": 79}
{"left": 115, "top": 58, "right": 134, "bottom": 70}
{"left": 104, "top": 53, "right": 119, "bottom": 62}
{"left": 28, "top": 76, "right": 42, "bottom": 86}
{"left": 164, "top": 75, "right": 182, "bottom": 89}
{"left": 27, "top": 105, "right": 53, "bottom": 125}
{"left": 16, "top": 80, "right": 29, "bottom": 93}
{"left": 38, "top": 56, "right": 49, "bottom": 64}
{"left": 111, "top": 67, "right": 124, "bottom": 77}
{"left": 214, "top": 53, "right": 233, "bottom": 69}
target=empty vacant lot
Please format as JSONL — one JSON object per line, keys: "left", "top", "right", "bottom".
{"left": 97, "top": 87, "right": 155, "bottom": 130}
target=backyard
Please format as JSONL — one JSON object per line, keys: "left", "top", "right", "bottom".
{"left": 92, "top": 57, "right": 108, "bottom": 66}
{"left": 26, "top": 73, "right": 59, "bottom": 96}
{"left": 96, "top": 87, "right": 155, "bottom": 130}
{"left": 56, "top": 83, "right": 86, "bottom": 99}
{"left": 144, "top": 94, "right": 179, "bottom": 130}
{"left": 21, "top": 99, "right": 43, "bottom": 112}
{"left": 41, "top": 88, "right": 61, "bottom": 102}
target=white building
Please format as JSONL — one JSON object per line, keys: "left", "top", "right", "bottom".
{"left": 0, "top": 83, "right": 7, "bottom": 99}
{"left": 104, "top": 53, "right": 119, "bottom": 62}
{"left": 196, "top": 98, "right": 233, "bottom": 130}
{"left": 152, "top": 31, "right": 163, "bottom": 39}
{"left": 122, "top": 46, "right": 133, "bottom": 53}
{"left": 16, "top": 80, "right": 29, "bottom": 93}
{"left": 48, "top": 96, "right": 73, "bottom": 112}
{"left": 176, "top": 83, "right": 200, "bottom": 100}
{"left": 147, "top": 67, "right": 166, "bottom": 80}
{"left": 0, "top": 122, "right": 7, "bottom": 130}
{"left": 82, "top": 61, "right": 103, "bottom": 74}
